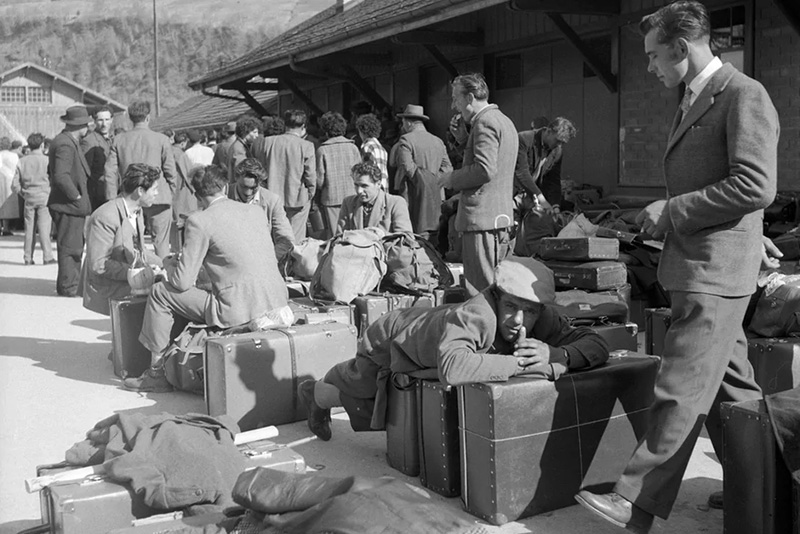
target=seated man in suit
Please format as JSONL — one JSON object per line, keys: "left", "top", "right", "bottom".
{"left": 229, "top": 158, "right": 295, "bottom": 268}
{"left": 82, "top": 163, "right": 163, "bottom": 316}
{"left": 125, "top": 165, "right": 291, "bottom": 392}
{"left": 298, "top": 257, "right": 609, "bottom": 441}
{"left": 336, "top": 161, "right": 412, "bottom": 235}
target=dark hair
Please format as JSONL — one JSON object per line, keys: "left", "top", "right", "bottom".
{"left": 236, "top": 116, "right": 261, "bottom": 138}
{"left": 355, "top": 113, "right": 381, "bottom": 139}
{"left": 263, "top": 116, "right": 286, "bottom": 136}
{"left": 27, "top": 133, "right": 44, "bottom": 150}
{"left": 121, "top": 163, "right": 160, "bottom": 194}
{"left": 319, "top": 111, "right": 347, "bottom": 137}
{"left": 174, "top": 131, "right": 188, "bottom": 144}
{"left": 206, "top": 129, "right": 218, "bottom": 142}
{"left": 351, "top": 160, "right": 382, "bottom": 183}
{"left": 191, "top": 165, "right": 227, "bottom": 197}
{"left": 162, "top": 129, "right": 174, "bottom": 138}
{"left": 283, "top": 109, "right": 307, "bottom": 129}
{"left": 639, "top": 0, "right": 710, "bottom": 44}
{"left": 10, "top": 140, "right": 23, "bottom": 150}
{"left": 92, "top": 105, "right": 113, "bottom": 118}
{"left": 452, "top": 73, "right": 489, "bottom": 101}
{"left": 235, "top": 158, "right": 267, "bottom": 182}
{"left": 547, "top": 117, "right": 577, "bottom": 144}
{"left": 127, "top": 101, "right": 151, "bottom": 123}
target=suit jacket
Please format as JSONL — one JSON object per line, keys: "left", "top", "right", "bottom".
{"left": 660, "top": 63, "right": 779, "bottom": 297}
{"left": 48, "top": 130, "right": 92, "bottom": 216}
{"left": 212, "top": 136, "right": 235, "bottom": 171}
{"left": 515, "top": 128, "right": 563, "bottom": 205}
{"left": 227, "top": 185, "right": 295, "bottom": 263}
{"left": 82, "top": 198, "right": 161, "bottom": 315}
{"left": 81, "top": 130, "right": 112, "bottom": 205}
{"left": 226, "top": 137, "right": 250, "bottom": 182}
{"left": 171, "top": 145, "right": 197, "bottom": 225}
{"left": 336, "top": 191, "right": 413, "bottom": 235}
{"left": 315, "top": 136, "right": 361, "bottom": 206}
{"left": 167, "top": 198, "right": 288, "bottom": 327}
{"left": 440, "top": 105, "right": 518, "bottom": 232}
{"left": 251, "top": 133, "right": 316, "bottom": 208}
{"left": 103, "top": 124, "right": 176, "bottom": 205}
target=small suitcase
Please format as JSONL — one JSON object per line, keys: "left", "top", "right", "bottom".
{"left": 419, "top": 380, "right": 460, "bottom": 497}
{"left": 722, "top": 399, "right": 794, "bottom": 534}
{"left": 645, "top": 307, "right": 672, "bottom": 356}
{"left": 459, "top": 351, "right": 658, "bottom": 525}
{"left": 109, "top": 296, "right": 151, "bottom": 379}
{"left": 289, "top": 296, "right": 356, "bottom": 326}
{"left": 385, "top": 373, "right": 420, "bottom": 476}
{"left": 546, "top": 261, "right": 628, "bottom": 291}
{"left": 591, "top": 322, "right": 639, "bottom": 352}
{"left": 205, "top": 322, "right": 358, "bottom": 431}
{"left": 747, "top": 337, "right": 800, "bottom": 396}
{"left": 433, "top": 286, "right": 468, "bottom": 307}
{"left": 539, "top": 237, "right": 620, "bottom": 261}
{"left": 353, "top": 292, "right": 434, "bottom": 335}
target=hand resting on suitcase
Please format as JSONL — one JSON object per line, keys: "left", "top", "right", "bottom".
{"left": 512, "top": 326, "right": 569, "bottom": 380}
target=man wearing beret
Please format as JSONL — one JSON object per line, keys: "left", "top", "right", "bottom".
{"left": 298, "top": 257, "right": 609, "bottom": 441}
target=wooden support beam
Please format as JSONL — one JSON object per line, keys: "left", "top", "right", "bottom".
{"left": 546, "top": 12, "right": 617, "bottom": 93}
{"left": 220, "top": 82, "right": 280, "bottom": 91}
{"left": 279, "top": 78, "right": 324, "bottom": 116}
{"left": 201, "top": 89, "right": 246, "bottom": 103}
{"left": 510, "top": 0, "right": 619, "bottom": 15}
{"left": 423, "top": 44, "right": 459, "bottom": 79}
{"left": 238, "top": 89, "right": 269, "bottom": 116}
{"left": 333, "top": 53, "right": 393, "bottom": 66}
{"left": 392, "top": 30, "right": 484, "bottom": 47}
{"left": 773, "top": 0, "right": 800, "bottom": 37}
{"left": 341, "top": 64, "right": 392, "bottom": 113}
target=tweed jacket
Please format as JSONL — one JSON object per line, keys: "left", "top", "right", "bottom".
{"left": 103, "top": 124, "right": 176, "bottom": 205}
{"left": 12, "top": 152, "right": 50, "bottom": 205}
{"left": 47, "top": 130, "right": 92, "bottom": 216}
{"left": 316, "top": 136, "right": 362, "bottom": 206}
{"left": 335, "top": 191, "right": 413, "bottom": 235}
{"left": 81, "top": 131, "right": 112, "bottom": 202}
{"left": 167, "top": 198, "right": 288, "bottom": 327}
{"left": 226, "top": 137, "right": 250, "bottom": 182}
{"left": 395, "top": 127, "right": 452, "bottom": 191}
{"left": 515, "top": 128, "right": 563, "bottom": 203}
{"left": 440, "top": 104, "right": 518, "bottom": 232}
{"left": 251, "top": 133, "right": 316, "bottom": 208}
{"left": 660, "top": 63, "right": 779, "bottom": 297}
{"left": 227, "top": 185, "right": 295, "bottom": 262}
{"left": 82, "top": 198, "right": 162, "bottom": 315}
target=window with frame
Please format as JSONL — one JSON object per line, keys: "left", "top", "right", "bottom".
{"left": 27, "top": 87, "right": 52, "bottom": 104}
{"left": 1, "top": 86, "right": 26, "bottom": 103}
{"left": 710, "top": 5, "right": 746, "bottom": 73}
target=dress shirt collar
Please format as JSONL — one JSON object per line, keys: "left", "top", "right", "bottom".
{"left": 687, "top": 56, "right": 723, "bottom": 106}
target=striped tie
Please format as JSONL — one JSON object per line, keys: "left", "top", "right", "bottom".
{"left": 679, "top": 87, "right": 693, "bottom": 119}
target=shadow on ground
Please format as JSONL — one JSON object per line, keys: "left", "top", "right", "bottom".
{"left": 0, "top": 276, "right": 56, "bottom": 297}
{"left": 0, "top": 336, "right": 114, "bottom": 386}
{"left": 0, "top": 518, "right": 43, "bottom": 534}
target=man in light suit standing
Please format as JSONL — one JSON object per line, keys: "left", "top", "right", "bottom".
{"left": 575, "top": 2, "right": 780, "bottom": 533}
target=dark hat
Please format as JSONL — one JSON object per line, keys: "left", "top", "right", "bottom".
{"left": 59, "top": 106, "right": 92, "bottom": 126}
{"left": 396, "top": 104, "right": 429, "bottom": 121}
{"left": 225, "top": 121, "right": 236, "bottom": 133}
{"left": 187, "top": 129, "right": 201, "bottom": 143}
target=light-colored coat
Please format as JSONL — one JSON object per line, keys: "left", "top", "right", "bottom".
{"left": 336, "top": 191, "right": 413, "bottom": 235}
{"left": 227, "top": 185, "right": 295, "bottom": 262}
{"left": 660, "top": 63, "right": 779, "bottom": 297}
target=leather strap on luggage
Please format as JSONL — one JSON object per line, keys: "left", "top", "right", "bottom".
{"left": 272, "top": 328, "right": 299, "bottom": 416}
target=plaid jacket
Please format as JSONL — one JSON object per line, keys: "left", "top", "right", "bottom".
{"left": 316, "top": 136, "right": 362, "bottom": 206}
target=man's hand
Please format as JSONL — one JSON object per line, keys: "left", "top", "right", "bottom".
{"left": 762, "top": 235, "right": 783, "bottom": 270}
{"left": 514, "top": 327, "right": 551, "bottom": 369}
{"left": 635, "top": 200, "right": 671, "bottom": 240}
{"left": 449, "top": 114, "right": 468, "bottom": 145}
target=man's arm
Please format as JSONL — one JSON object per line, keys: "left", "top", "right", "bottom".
{"left": 11, "top": 164, "right": 21, "bottom": 195}
{"left": 52, "top": 142, "right": 81, "bottom": 200}
{"left": 395, "top": 139, "right": 416, "bottom": 194}
{"left": 103, "top": 140, "right": 120, "bottom": 201}
{"left": 389, "top": 196, "right": 413, "bottom": 233}
{"left": 440, "top": 118, "right": 500, "bottom": 192}
{"left": 86, "top": 217, "right": 130, "bottom": 281}
{"left": 167, "top": 216, "right": 207, "bottom": 292}
{"left": 438, "top": 142, "right": 453, "bottom": 177}
{"left": 514, "top": 133, "right": 542, "bottom": 196}
{"left": 161, "top": 138, "right": 177, "bottom": 195}
{"left": 531, "top": 306, "right": 610, "bottom": 371}
{"left": 302, "top": 142, "right": 317, "bottom": 200}
{"left": 268, "top": 195, "right": 295, "bottom": 263}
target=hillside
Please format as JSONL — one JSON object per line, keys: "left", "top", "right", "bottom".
{"left": 0, "top": 0, "right": 330, "bottom": 111}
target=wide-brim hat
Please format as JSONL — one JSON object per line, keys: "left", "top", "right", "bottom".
{"left": 494, "top": 257, "right": 555, "bottom": 305}
{"left": 397, "top": 104, "right": 429, "bottom": 121}
{"left": 60, "top": 106, "right": 92, "bottom": 126}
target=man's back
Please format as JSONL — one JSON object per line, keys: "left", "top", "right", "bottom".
{"left": 15, "top": 153, "right": 50, "bottom": 202}
{"left": 251, "top": 133, "right": 316, "bottom": 208}
{"left": 398, "top": 128, "right": 450, "bottom": 175}
{"left": 105, "top": 124, "right": 175, "bottom": 203}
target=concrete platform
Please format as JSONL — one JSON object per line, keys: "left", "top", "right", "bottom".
{"left": 0, "top": 234, "right": 723, "bottom": 533}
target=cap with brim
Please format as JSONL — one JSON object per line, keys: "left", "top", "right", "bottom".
{"left": 225, "top": 121, "right": 236, "bottom": 133}
{"left": 493, "top": 257, "right": 555, "bottom": 304}
{"left": 60, "top": 106, "right": 92, "bottom": 126}
{"left": 396, "top": 104, "right": 429, "bottom": 121}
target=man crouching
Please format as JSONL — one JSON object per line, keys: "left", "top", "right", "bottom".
{"left": 298, "top": 256, "right": 609, "bottom": 441}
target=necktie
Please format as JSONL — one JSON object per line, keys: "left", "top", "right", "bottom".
{"left": 679, "top": 87, "right": 693, "bottom": 119}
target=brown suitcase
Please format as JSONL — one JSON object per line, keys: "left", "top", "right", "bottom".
{"left": 747, "top": 337, "right": 800, "bottom": 396}
{"left": 419, "top": 379, "right": 460, "bottom": 497}
{"left": 644, "top": 307, "right": 672, "bottom": 356}
{"left": 352, "top": 292, "right": 434, "bottom": 335}
{"left": 385, "top": 373, "right": 420, "bottom": 476}
{"left": 546, "top": 261, "right": 628, "bottom": 291}
{"left": 539, "top": 237, "right": 620, "bottom": 261}
{"left": 459, "top": 351, "right": 657, "bottom": 525}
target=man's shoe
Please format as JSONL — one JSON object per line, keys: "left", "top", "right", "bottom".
{"left": 24, "top": 259, "right": 34, "bottom": 265}
{"left": 575, "top": 490, "right": 654, "bottom": 534}
{"left": 298, "top": 379, "right": 331, "bottom": 441}
{"left": 708, "top": 491, "right": 723, "bottom": 509}
{"left": 123, "top": 366, "right": 173, "bottom": 393}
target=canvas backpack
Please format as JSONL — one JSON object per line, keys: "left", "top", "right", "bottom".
{"left": 310, "top": 228, "right": 387, "bottom": 304}
{"left": 163, "top": 323, "right": 219, "bottom": 394}
{"left": 287, "top": 237, "right": 326, "bottom": 281}
{"left": 381, "top": 232, "right": 453, "bottom": 295}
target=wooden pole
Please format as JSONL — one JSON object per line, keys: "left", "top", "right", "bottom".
{"left": 153, "top": 0, "right": 160, "bottom": 116}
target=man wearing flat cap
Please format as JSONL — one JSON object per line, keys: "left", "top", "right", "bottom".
{"left": 298, "top": 256, "right": 609, "bottom": 441}
{"left": 394, "top": 104, "right": 453, "bottom": 242}
{"left": 48, "top": 105, "right": 93, "bottom": 296}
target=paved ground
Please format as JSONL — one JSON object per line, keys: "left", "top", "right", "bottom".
{"left": 0, "top": 234, "right": 724, "bottom": 533}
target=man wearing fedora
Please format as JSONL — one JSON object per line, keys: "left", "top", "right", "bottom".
{"left": 394, "top": 104, "right": 452, "bottom": 242}
{"left": 48, "top": 105, "right": 92, "bottom": 296}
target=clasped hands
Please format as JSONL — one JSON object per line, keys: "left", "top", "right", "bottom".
{"left": 635, "top": 199, "right": 671, "bottom": 240}
{"left": 512, "top": 327, "right": 567, "bottom": 380}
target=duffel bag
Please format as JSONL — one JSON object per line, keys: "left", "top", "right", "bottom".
{"left": 310, "top": 228, "right": 387, "bottom": 304}
{"left": 286, "top": 237, "right": 326, "bottom": 281}
{"left": 382, "top": 232, "right": 453, "bottom": 294}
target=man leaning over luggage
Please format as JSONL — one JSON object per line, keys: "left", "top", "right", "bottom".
{"left": 298, "top": 256, "right": 609, "bottom": 441}
{"left": 124, "top": 164, "right": 291, "bottom": 392}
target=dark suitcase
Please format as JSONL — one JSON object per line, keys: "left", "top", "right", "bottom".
{"left": 722, "top": 399, "right": 794, "bottom": 534}
{"left": 204, "top": 322, "right": 358, "bottom": 431}
{"left": 546, "top": 261, "right": 628, "bottom": 291}
{"left": 591, "top": 322, "right": 639, "bottom": 352}
{"left": 353, "top": 292, "right": 434, "bottom": 335}
{"left": 385, "top": 373, "right": 420, "bottom": 476}
{"left": 645, "top": 307, "right": 672, "bottom": 356}
{"left": 109, "top": 296, "right": 150, "bottom": 379}
{"left": 419, "top": 380, "right": 460, "bottom": 497}
{"left": 747, "top": 337, "right": 800, "bottom": 396}
{"left": 459, "top": 351, "right": 658, "bottom": 525}
{"left": 539, "top": 237, "right": 620, "bottom": 261}
{"left": 433, "top": 286, "right": 468, "bottom": 306}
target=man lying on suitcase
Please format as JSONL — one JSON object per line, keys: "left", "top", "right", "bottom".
{"left": 298, "top": 256, "right": 609, "bottom": 441}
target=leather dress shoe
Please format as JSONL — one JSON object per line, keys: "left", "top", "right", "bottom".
{"left": 298, "top": 379, "right": 331, "bottom": 441}
{"left": 708, "top": 490, "right": 723, "bottom": 509}
{"left": 575, "top": 490, "right": 654, "bottom": 534}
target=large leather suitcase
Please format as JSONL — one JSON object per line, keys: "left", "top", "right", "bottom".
{"left": 34, "top": 440, "right": 304, "bottom": 534}
{"left": 419, "top": 379, "right": 460, "bottom": 497}
{"left": 591, "top": 322, "right": 639, "bottom": 352}
{"left": 546, "top": 261, "right": 628, "bottom": 291}
{"left": 353, "top": 292, "right": 434, "bottom": 335}
{"left": 109, "top": 296, "right": 151, "bottom": 379}
{"left": 645, "top": 307, "right": 672, "bottom": 356}
{"left": 204, "top": 322, "right": 358, "bottom": 431}
{"left": 458, "top": 351, "right": 658, "bottom": 525}
{"left": 722, "top": 399, "right": 794, "bottom": 534}
{"left": 747, "top": 337, "right": 800, "bottom": 396}
{"left": 539, "top": 237, "right": 619, "bottom": 261}
{"left": 385, "top": 373, "right": 420, "bottom": 476}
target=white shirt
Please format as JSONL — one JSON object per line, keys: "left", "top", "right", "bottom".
{"left": 687, "top": 56, "right": 723, "bottom": 106}
{"left": 122, "top": 198, "right": 140, "bottom": 232}
{"left": 185, "top": 144, "right": 215, "bottom": 169}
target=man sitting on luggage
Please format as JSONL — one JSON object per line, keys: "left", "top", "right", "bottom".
{"left": 125, "top": 164, "right": 291, "bottom": 392}
{"left": 298, "top": 256, "right": 609, "bottom": 441}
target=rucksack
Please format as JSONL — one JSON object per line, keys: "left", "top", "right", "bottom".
{"left": 310, "top": 228, "right": 387, "bottom": 304}
{"left": 381, "top": 232, "right": 453, "bottom": 295}
{"left": 163, "top": 323, "right": 219, "bottom": 394}
{"left": 287, "top": 237, "right": 326, "bottom": 281}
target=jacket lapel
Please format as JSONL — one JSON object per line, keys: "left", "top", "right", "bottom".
{"left": 369, "top": 192, "right": 387, "bottom": 228}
